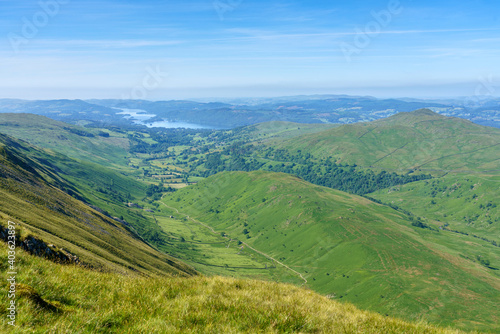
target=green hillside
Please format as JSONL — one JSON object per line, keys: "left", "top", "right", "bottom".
{"left": 229, "top": 121, "right": 339, "bottom": 143}
{"left": 369, "top": 173, "right": 500, "bottom": 245}
{"left": 0, "top": 242, "right": 467, "bottom": 333}
{"left": 162, "top": 171, "right": 500, "bottom": 332}
{"left": 0, "top": 133, "right": 194, "bottom": 277}
{"left": 0, "top": 129, "right": 168, "bottom": 247}
{"left": 275, "top": 109, "right": 500, "bottom": 174}
{"left": 0, "top": 113, "right": 129, "bottom": 167}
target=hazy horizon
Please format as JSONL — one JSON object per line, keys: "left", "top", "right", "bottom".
{"left": 0, "top": 87, "right": 498, "bottom": 103}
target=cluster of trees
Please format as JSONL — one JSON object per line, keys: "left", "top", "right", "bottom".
{"left": 129, "top": 129, "right": 210, "bottom": 154}
{"left": 63, "top": 127, "right": 95, "bottom": 137}
{"left": 270, "top": 164, "right": 431, "bottom": 195}
{"left": 196, "top": 145, "right": 432, "bottom": 195}
{"left": 198, "top": 152, "right": 265, "bottom": 177}
{"left": 146, "top": 183, "right": 175, "bottom": 197}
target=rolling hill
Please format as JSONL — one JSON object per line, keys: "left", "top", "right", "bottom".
{"left": 162, "top": 171, "right": 500, "bottom": 332}
{"left": 0, "top": 99, "right": 127, "bottom": 126}
{"left": 0, "top": 113, "right": 129, "bottom": 167}
{"left": 0, "top": 133, "right": 195, "bottom": 277}
{"left": 0, "top": 114, "right": 299, "bottom": 284}
{"left": 274, "top": 109, "right": 500, "bottom": 174}
{"left": 226, "top": 121, "right": 340, "bottom": 144}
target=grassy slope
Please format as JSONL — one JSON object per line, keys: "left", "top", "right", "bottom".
{"left": 275, "top": 109, "right": 500, "bottom": 174}
{"left": 162, "top": 171, "right": 500, "bottom": 332}
{"left": 231, "top": 121, "right": 339, "bottom": 143}
{"left": 0, "top": 133, "right": 194, "bottom": 277}
{"left": 0, "top": 128, "right": 176, "bottom": 255}
{"left": 141, "top": 204, "right": 301, "bottom": 285}
{"left": 0, "top": 113, "right": 129, "bottom": 168}
{"left": 369, "top": 174, "right": 500, "bottom": 260}
{"left": 0, "top": 243, "right": 468, "bottom": 334}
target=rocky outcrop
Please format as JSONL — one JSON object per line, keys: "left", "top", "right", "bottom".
{"left": 0, "top": 224, "right": 80, "bottom": 265}
{"left": 21, "top": 236, "right": 80, "bottom": 264}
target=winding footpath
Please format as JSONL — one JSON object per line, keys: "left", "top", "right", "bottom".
{"left": 240, "top": 241, "right": 307, "bottom": 285}
{"left": 160, "top": 200, "right": 308, "bottom": 285}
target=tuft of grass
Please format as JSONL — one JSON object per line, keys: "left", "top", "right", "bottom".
{"left": 15, "top": 284, "right": 60, "bottom": 313}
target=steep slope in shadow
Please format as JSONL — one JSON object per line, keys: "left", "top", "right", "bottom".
{"left": 0, "top": 133, "right": 195, "bottom": 277}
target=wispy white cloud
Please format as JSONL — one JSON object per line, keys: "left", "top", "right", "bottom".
{"left": 34, "top": 39, "right": 184, "bottom": 49}
{"left": 420, "top": 48, "right": 486, "bottom": 58}
{"left": 470, "top": 37, "right": 500, "bottom": 43}
{"left": 220, "top": 27, "right": 499, "bottom": 41}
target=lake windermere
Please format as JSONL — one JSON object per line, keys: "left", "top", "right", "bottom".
{"left": 116, "top": 108, "right": 215, "bottom": 129}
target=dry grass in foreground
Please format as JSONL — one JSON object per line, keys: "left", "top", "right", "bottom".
{"left": 0, "top": 243, "right": 472, "bottom": 334}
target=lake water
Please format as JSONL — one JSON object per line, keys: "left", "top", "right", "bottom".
{"left": 116, "top": 109, "right": 156, "bottom": 121}
{"left": 142, "top": 120, "right": 213, "bottom": 129}
{"left": 115, "top": 108, "right": 214, "bottom": 129}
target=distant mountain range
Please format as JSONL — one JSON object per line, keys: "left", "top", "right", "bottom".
{"left": 0, "top": 95, "right": 499, "bottom": 128}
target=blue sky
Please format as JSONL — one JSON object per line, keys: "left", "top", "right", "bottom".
{"left": 1, "top": 0, "right": 499, "bottom": 100}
